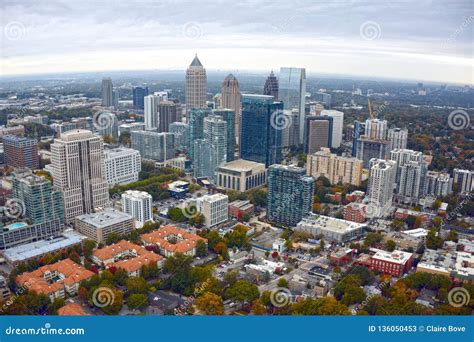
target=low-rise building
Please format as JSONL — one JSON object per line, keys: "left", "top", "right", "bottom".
{"left": 58, "top": 303, "right": 89, "bottom": 316}
{"left": 0, "top": 219, "right": 65, "bottom": 250}
{"left": 370, "top": 249, "right": 414, "bottom": 277}
{"left": 16, "top": 259, "right": 95, "bottom": 302}
{"left": 295, "top": 214, "right": 366, "bottom": 243}
{"left": 141, "top": 225, "right": 207, "bottom": 257}
{"left": 343, "top": 202, "right": 367, "bottom": 223}
{"left": 228, "top": 200, "right": 255, "bottom": 219}
{"left": 196, "top": 193, "right": 228, "bottom": 228}
{"left": 75, "top": 208, "right": 135, "bottom": 244}
{"left": 216, "top": 159, "right": 267, "bottom": 192}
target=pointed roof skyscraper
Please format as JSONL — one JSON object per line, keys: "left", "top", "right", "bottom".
{"left": 190, "top": 53, "right": 203, "bottom": 67}
{"left": 186, "top": 54, "right": 207, "bottom": 113}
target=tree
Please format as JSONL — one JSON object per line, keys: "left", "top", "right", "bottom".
{"left": 251, "top": 299, "right": 267, "bottom": 315}
{"left": 125, "top": 277, "right": 149, "bottom": 295}
{"left": 167, "top": 207, "right": 185, "bottom": 222}
{"left": 277, "top": 278, "right": 289, "bottom": 289}
{"left": 127, "top": 293, "right": 149, "bottom": 311}
{"left": 385, "top": 240, "right": 396, "bottom": 252}
{"left": 103, "top": 134, "right": 116, "bottom": 144}
{"left": 446, "top": 230, "right": 458, "bottom": 242}
{"left": 83, "top": 240, "right": 97, "bottom": 259}
{"left": 106, "top": 232, "right": 122, "bottom": 245}
{"left": 341, "top": 285, "right": 366, "bottom": 306}
{"left": 291, "top": 297, "right": 350, "bottom": 315}
{"left": 226, "top": 280, "right": 260, "bottom": 304}
{"left": 195, "top": 240, "right": 208, "bottom": 257}
{"left": 195, "top": 292, "right": 224, "bottom": 315}
{"left": 426, "top": 229, "right": 443, "bottom": 250}
{"left": 226, "top": 225, "right": 250, "bottom": 249}
{"left": 68, "top": 250, "right": 81, "bottom": 264}
{"left": 48, "top": 298, "right": 65, "bottom": 315}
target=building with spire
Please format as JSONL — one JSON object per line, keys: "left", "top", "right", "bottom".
{"left": 221, "top": 74, "right": 241, "bottom": 145}
{"left": 185, "top": 54, "right": 207, "bottom": 114}
{"left": 263, "top": 71, "right": 279, "bottom": 99}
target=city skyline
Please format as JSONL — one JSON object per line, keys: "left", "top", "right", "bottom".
{"left": 0, "top": 1, "right": 472, "bottom": 84}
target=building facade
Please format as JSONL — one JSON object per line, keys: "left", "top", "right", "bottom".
{"left": 101, "top": 77, "right": 113, "bottom": 107}
{"left": 216, "top": 159, "right": 267, "bottom": 192}
{"left": 196, "top": 193, "right": 229, "bottom": 228}
{"left": 220, "top": 74, "right": 241, "bottom": 144}
{"left": 75, "top": 208, "right": 134, "bottom": 243}
{"left": 304, "top": 115, "right": 333, "bottom": 154}
{"left": 185, "top": 55, "right": 207, "bottom": 113}
{"left": 367, "top": 159, "right": 397, "bottom": 218}
{"left": 121, "top": 190, "right": 153, "bottom": 228}
{"left": 104, "top": 147, "right": 141, "bottom": 187}
{"left": 321, "top": 110, "right": 344, "bottom": 148}
{"left": 3, "top": 135, "right": 39, "bottom": 169}
{"left": 131, "top": 131, "right": 175, "bottom": 162}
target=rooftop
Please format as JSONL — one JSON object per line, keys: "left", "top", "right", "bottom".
{"left": 218, "top": 159, "right": 266, "bottom": 172}
{"left": 76, "top": 208, "right": 133, "bottom": 229}
{"left": 371, "top": 249, "right": 413, "bottom": 265}
{"left": 141, "top": 225, "right": 207, "bottom": 255}
{"left": 298, "top": 214, "right": 365, "bottom": 234}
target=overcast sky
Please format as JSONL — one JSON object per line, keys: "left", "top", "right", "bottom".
{"left": 0, "top": 0, "right": 472, "bottom": 84}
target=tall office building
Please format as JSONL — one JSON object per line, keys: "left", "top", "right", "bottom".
{"left": 50, "top": 130, "right": 109, "bottom": 222}
{"left": 424, "top": 171, "right": 452, "bottom": 198}
{"left": 3, "top": 135, "right": 39, "bottom": 169}
{"left": 104, "top": 147, "right": 141, "bottom": 187}
{"left": 267, "top": 165, "right": 314, "bottom": 227}
{"left": 213, "top": 109, "right": 235, "bottom": 162}
{"left": 240, "top": 94, "right": 283, "bottom": 167}
{"left": 131, "top": 131, "right": 175, "bottom": 162}
{"left": 263, "top": 71, "right": 279, "bottom": 99}
{"left": 367, "top": 159, "right": 397, "bottom": 218}
{"left": 193, "top": 139, "right": 213, "bottom": 179}
{"left": 304, "top": 115, "right": 333, "bottom": 154}
{"left": 453, "top": 168, "right": 474, "bottom": 195}
{"left": 306, "top": 148, "right": 363, "bottom": 186}
{"left": 203, "top": 115, "right": 227, "bottom": 181}
{"left": 12, "top": 170, "right": 64, "bottom": 224}
{"left": 352, "top": 120, "right": 365, "bottom": 157}
{"left": 95, "top": 112, "right": 119, "bottom": 141}
{"left": 185, "top": 54, "right": 207, "bottom": 113}
{"left": 144, "top": 92, "right": 168, "bottom": 131}
{"left": 132, "top": 86, "right": 149, "bottom": 110}
{"left": 121, "top": 190, "right": 153, "bottom": 228}
{"left": 282, "top": 109, "right": 300, "bottom": 148}
{"left": 158, "top": 100, "right": 179, "bottom": 133}
{"left": 388, "top": 128, "right": 408, "bottom": 151}
{"left": 169, "top": 122, "right": 189, "bottom": 152}
{"left": 321, "top": 110, "right": 344, "bottom": 148}
{"left": 278, "top": 67, "right": 306, "bottom": 145}
{"left": 314, "top": 92, "right": 332, "bottom": 108}
{"left": 101, "top": 78, "right": 113, "bottom": 107}
{"left": 221, "top": 74, "right": 241, "bottom": 144}
{"left": 187, "top": 108, "right": 210, "bottom": 160}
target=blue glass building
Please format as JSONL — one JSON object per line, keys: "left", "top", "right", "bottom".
{"left": 132, "top": 86, "right": 149, "bottom": 110}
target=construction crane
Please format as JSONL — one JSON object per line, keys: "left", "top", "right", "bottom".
{"left": 368, "top": 97, "right": 375, "bottom": 120}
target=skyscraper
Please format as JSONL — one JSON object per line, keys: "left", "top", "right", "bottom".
{"left": 263, "top": 71, "right": 279, "bottom": 99}
{"left": 101, "top": 77, "right": 113, "bottom": 107}
{"left": 278, "top": 67, "right": 306, "bottom": 145}
{"left": 352, "top": 120, "right": 365, "bottom": 157}
{"left": 131, "top": 131, "right": 175, "bottom": 162}
{"left": 367, "top": 159, "right": 396, "bottom": 218}
{"left": 121, "top": 190, "right": 153, "bottom": 228}
{"left": 50, "top": 130, "right": 109, "bottom": 222}
{"left": 356, "top": 118, "right": 390, "bottom": 168}
{"left": 158, "top": 100, "right": 179, "bottom": 133}
{"left": 132, "top": 86, "right": 149, "bottom": 110}
{"left": 240, "top": 94, "right": 283, "bottom": 167}
{"left": 304, "top": 115, "right": 333, "bottom": 154}
{"left": 193, "top": 139, "right": 213, "bottom": 179}
{"left": 204, "top": 115, "right": 227, "bottom": 181}
{"left": 267, "top": 165, "right": 314, "bottom": 227}
{"left": 12, "top": 170, "right": 64, "bottom": 224}
{"left": 221, "top": 74, "right": 241, "bottom": 144}
{"left": 388, "top": 128, "right": 408, "bottom": 151}
{"left": 453, "top": 168, "right": 474, "bottom": 194}
{"left": 187, "top": 108, "right": 210, "bottom": 160}
{"left": 3, "top": 135, "right": 39, "bottom": 169}
{"left": 424, "top": 171, "right": 452, "bottom": 198}
{"left": 321, "top": 109, "right": 344, "bottom": 148}
{"left": 169, "top": 122, "right": 189, "bottom": 152}
{"left": 95, "top": 112, "right": 119, "bottom": 141}
{"left": 185, "top": 54, "right": 207, "bottom": 113}
{"left": 390, "top": 149, "right": 427, "bottom": 204}
{"left": 144, "top": 92, "right": 168, "bottom": 131}
{"left": 213, "top": 109, "right": 235, "bottom": 162}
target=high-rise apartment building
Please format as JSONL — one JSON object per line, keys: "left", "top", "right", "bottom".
{"left": 453, "top": 168, "right": 474, "bottom": 195}
{"left": 367, "top": 159, "right": 397, "bottom": 218}
{"left": 104, "top": 147, "right": 141, "bottom": 187}
{"left": 3, "top": 135, "right": 39, "bottom": 169}
{"left": 203, "top": 115, "right": 227, "bottom": 181}
{"left": 132, "top": 86, "right": 149, "bottom": 110}
{"left": 388, "top": 128, "right": 408, "bottom": 151}
{"left": 240, "top": 94, "right": 283, "bottom": 167}
{"left": 390, "top": 149, "right": 427, "bottom": 203}
{"left": 278, "top": 67, "right": 306, "bottom": 145}
{"left": 221, "top": 74, "right": 241, "bottom": 144}
{"left": 213, "top": 109, "right": 235, "bottom": 162}
{"left": 424, "top": 171, "right": 452, "bottom": 198}
{"left": 304, "top": 115, "right": 333, "bottom": 154}
{"left": 131, "top": 131, "right": 175, "bottom": 162}
{"left": 121, "top": 190, "right": 153, "bottom": 228}
{"left": 101, "top": 77, "right": 113, "bottom": 107}
{"left": 12, "top": 170, "right": 64, "bottom": 224}
{"left": 193, "top": 139, "right": 213, "bottom": 179}
{"left": 50, "top": 130, "right": 109, "bottom": 222}
{"left": 144, "top": 92, "right": 168, "bottom": 131}
{"left": 263, "top": 71, "right": 279, "bottom": 99}
{"left": 158, "top": 100, "right": 179, "bottom": 133}
{"left": 321, "top": 110, "right": 344, "bottom": 148}
{"left": 267, "top": 165, "right": 314, "bottom": 227}
{"left": 187, "top": 108, "right": 210, "bottom": 160}
{"left": 306, "top": 148, "right": 363, "bottom": 186}
{"left": 185, "top": 54, "right": 207, "bottom": 113}
{"left": 169, "top": 122, "right": 189, "bottom": 152}
{"left": 95, "top": 112, "right": 119, "bottom": 141}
